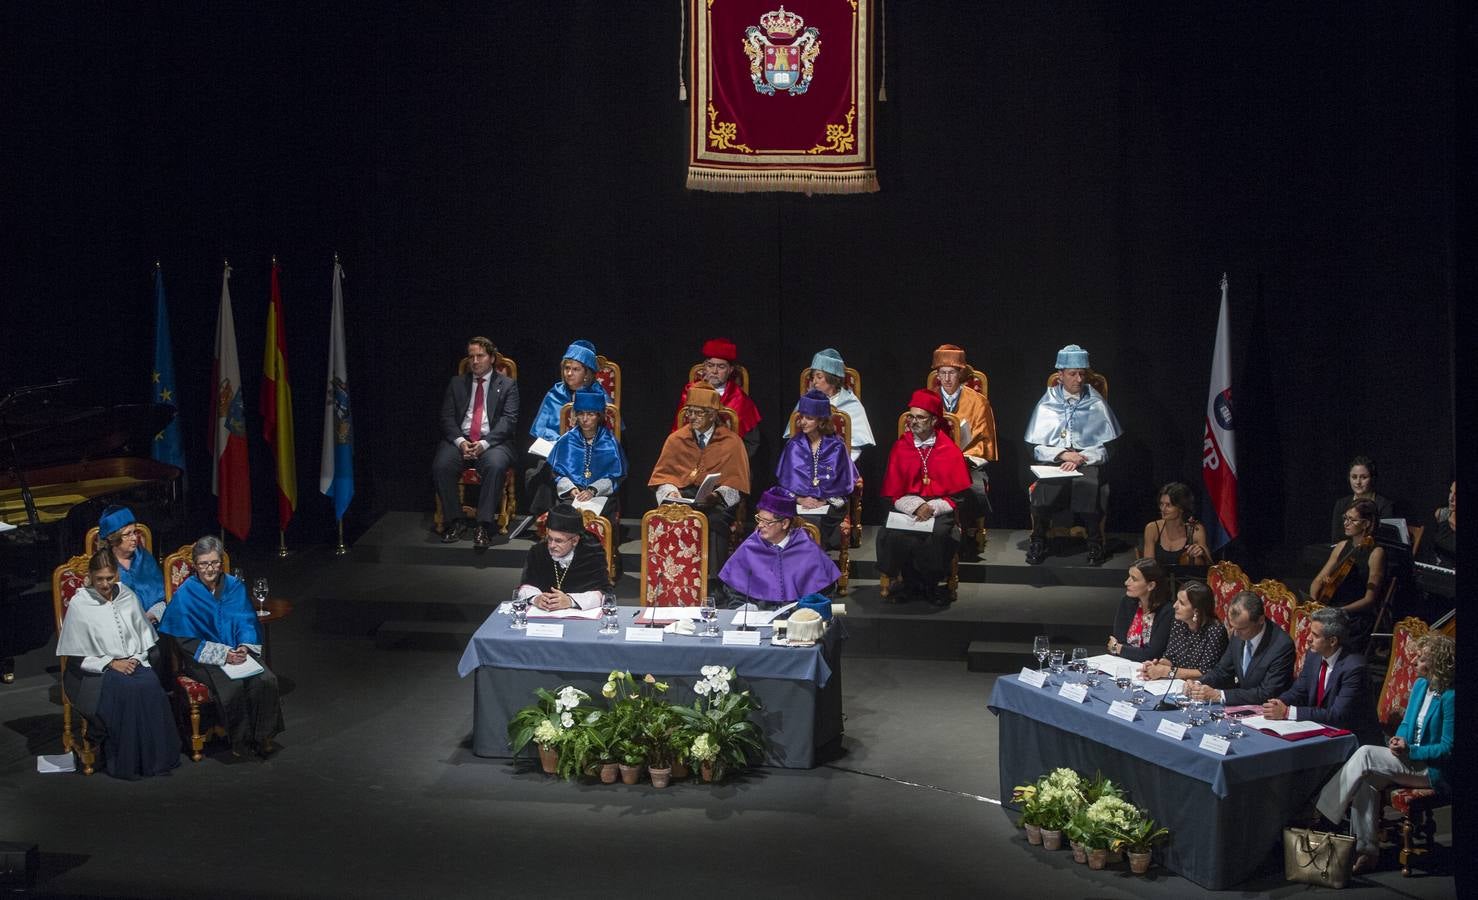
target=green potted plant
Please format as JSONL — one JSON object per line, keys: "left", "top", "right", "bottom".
{"left": 672, "top": 666, "right": 764, "bottom": 782}
{"left": 1081, "top": 795, "right": 1139, "bottom": 869}
{"left": 553, "top": 708, "right": 607, "bottom": 782}
{"left": 600, "top": 670, "right": 670, "bottom": 785}
{"left": 1108, "top": 810, "right": 1170, "bottom": 874}
{"left": 1063, "top": 806, "right": 1094, "bottom": 863}
{"left": 641, "top": 702, "right": 682, "bottom": 788}
{"left": 507, "top": 685, "right": 591, "bottom": 775}
{"left": 1010, "top": 782, "right": 1046, "bottom": 844}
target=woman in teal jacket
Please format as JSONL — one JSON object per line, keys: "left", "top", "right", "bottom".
{"left": 1315, "top": 633, "right": 1454, "bottom": 873}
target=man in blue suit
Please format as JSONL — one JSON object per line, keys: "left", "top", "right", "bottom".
{"left": 1187, "top": 590, "right": 1295, "bottom": 705}
{"left": 1259, "top": 606, "right": 1380, "bottom": 744}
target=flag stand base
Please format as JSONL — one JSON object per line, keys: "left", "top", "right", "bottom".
{"left": 334, "top": 520, "right": 348, "bottom": 556}
{"left": 277, "top": 530, "right": 289, "bottom": 558}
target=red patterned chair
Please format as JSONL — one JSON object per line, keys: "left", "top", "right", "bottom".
{"left": 1207, "top": 560, "right": 1252, "bottom": 625}
{"left": 433, "top": 354, "right": 519, "bottom": 534}
{"left": 52, "top": 552, "right": 98, "bottom": 775}
{"left": 531, "top": 509, "right": 618, "bottom": 586}
{"left": 594, "top": 355, "right": 622, "bottom": 407}
{"left": 161, "top": 543, "right": 232, "bottom": 761}
{"left": 639, "top": 505, "right": 709, "bottom": 607}
{"left": 1250, "top": 578, "right": 1297, "bottom": 636}
{"left": 1375, "top": 617, "right": 1446, "bottom": 875}
{"left": 1288, "top": 599, "right": 1326, "bottom": 678}
{"left": 785, "top": 407, "right": 857, "bottom": 594}
{"left": 799, "top": 365, "right": 862, "bottom": 398}
{"left": 83, "top": 522, "right": 154, "bottom": 556}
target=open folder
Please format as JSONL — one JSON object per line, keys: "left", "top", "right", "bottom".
{"left": 665, "top": 473, "right": 721, "bottom": 506}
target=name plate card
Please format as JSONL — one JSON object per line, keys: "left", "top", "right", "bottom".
{"left": 524, "top": 623, "right": 564, "bottom": 639}
{"left": 1107, "top": 700, "right": 1138, "bottom": 722}
{"left": 1199, "top": 734, "right": 1232, "bottom": 755}
{"left": 625, "top": 628, "right": 665, "bottom": 643}
{"left": 721, "top": 630, "right": 763, "bottom": 646}
{"left": 1156, "top": 719, "right": 1189, "bottom": 741}
{"left": 1057, "top": 683, "right": 1089, "bottom": 703}
{"left": 1019, "top": 668, "right": 1048, "bottom": 688}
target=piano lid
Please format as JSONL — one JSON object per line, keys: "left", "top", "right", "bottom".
{"left": 1, "top": 397, "right": 179, "bottom": 472}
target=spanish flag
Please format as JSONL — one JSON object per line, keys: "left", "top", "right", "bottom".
{"left": 261, "top": 257, "right": 298, "bottom": 530}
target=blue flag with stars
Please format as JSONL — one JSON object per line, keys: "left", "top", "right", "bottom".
{"left": 151, "top": 264, "right": 185, "bottom": 471}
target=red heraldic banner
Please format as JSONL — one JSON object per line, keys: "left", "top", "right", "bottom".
{"left": 688, "top": 1, "right": 878, "bottom": 194}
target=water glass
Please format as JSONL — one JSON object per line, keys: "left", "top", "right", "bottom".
{"left": 1188, "top": 699, "right": 1209, "bottom": 728}
{"left": 1048, "top": 650, "right": 1065, "bottom": 682}
{"left": 1130, "top": 681, "right": 1149, "bottom": 706}
{"left": 1208, "top": 704, "right": 1226, "bottom": 734}
{"left": 599, "top": 590, "right": 620, "bottom": 635}
{"left": 510, "top": 594, "right": 530, "bottom": 630}
{"left": 1173, "top": 693, "right": 1193, "bottom": 723}
{"left": 700, "top": 596, "right": 720, "bottom": 637}
{"left": 1070, "top": 647, "right": 1088, "bottom": 680}
{"left": 1115, "top": 675, "right": 1132, "bottom": 697}
{"left": 1225, "top": 715, "right": 1246, "bottom": 739}
{"left": 1032, "top": 635, "right": 1050, "bottom": 672}
{"left": 252, "top": 578, "right": 270, "bottom": 617}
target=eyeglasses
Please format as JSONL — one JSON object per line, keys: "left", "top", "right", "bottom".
{"left": 1341, "top": 515, "right": 1364, "bottom": 524}
{"left": 754, "top": 516, "right": 785, "bottom": 528}
{"left": 195, "top": 559, "right": 223, "bottom": 569}
{"left": 904, "top": 414, "right": 932, "bottom": 422}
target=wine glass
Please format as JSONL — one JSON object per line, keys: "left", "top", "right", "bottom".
{"left": 1070, "top": 647, "right": 1088, "bottom": 681}
{"left": 599, "top": 590, "right": 620, "bottom": 635}
{"left": 510, "top": 588, "right": 529, "bottom": 631}
{"left": 1032, "top": 635, "right": 1050, "bottom": 673}
{"left": 252, "top": 578, "right": 270, "bottom": 617}
{"left": 700, "top": 595, "right": 719, "bottom": 638}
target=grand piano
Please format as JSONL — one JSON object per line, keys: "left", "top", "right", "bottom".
{"left": 1, "top": 386, "right": 182, "bottom": 677}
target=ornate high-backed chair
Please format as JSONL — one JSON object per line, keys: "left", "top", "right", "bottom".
{"left": 52, "top": 552, "right": 97, "bottom": 774}
{"left": 594, "top": 355, "right": 622, "bottom": 407}
{"left": 1046, "top": 370, "right": 1108, "bottom": 396}
{"left": 1288, "top": 599, "right": 1325, "bottom": 678}
{"left": 558, "top": 402, "right": 623, "bottom": 443}
{"left": 433, "top": 354, "right": 518, "bottom": 534}
{"left": 640, "top": 505, "right": 709, "bottom": 607}
{"left": 1207, "top": 560, "right": 1252, "bottom": 625}
{"left": 1376, "top": 617, "right": 1447, "bottom": 876}
{"left": 925, "top": 367, "right": 987, "bottom": 397}
{"left": 1250, "top": 577, "right": 1297, "bottom": 635}
{"left": 159, "top": 544, "right": 232, "bottom": 761}
{"left": 531, "top": 509, "right": 618, "bottom": 585}
{"left": 798, "top": 366, "right": 862, "bottom": 398}
{"left": 84, "top": 523, "right": 154, "bottom": 556}
{"left": 785, "top": 407, "right": 857, "bottom": 593}
{"left": 687, "top": 364, "right": 750, "bottom": 394}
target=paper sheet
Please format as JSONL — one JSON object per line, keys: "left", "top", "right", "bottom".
{"left": 885, "top": 511, "right": 935, "bottom": 533}
{"left": 1240, "top": 716, "right": 1327, "bottom": 736}
{"left": 222, "top": 656, "right": 265, "bottom": 680}
{"left": 795, "top": 503, "right": 828, "bottom": 516}
{"left": 665, "top": 473, "right": 721, "bottom": 505}
{"left": 571, "top": 495, "right": 609, "bottom": 515}
{"left": 1031, "top": 465, "right": 1083, "bottom": 479}
{"left": 37, "top": 753, "right": 76, "bottom": 773}
{"left": 634, "top": 607, "right": 706, "bottom": 625}
{"left": 528, "top": 437, "right": 555, "bottom": 458}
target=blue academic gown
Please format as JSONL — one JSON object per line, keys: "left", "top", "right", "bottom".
{"left": 530, "top": 382, "right": 612, "bottom": 442}
{"left": 118, "top": 550, "right": 165, "bottom": 616}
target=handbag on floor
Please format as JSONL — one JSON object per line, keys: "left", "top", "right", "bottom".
{"left": 1283, "top": 826, "right": 1356, "bottom": 888}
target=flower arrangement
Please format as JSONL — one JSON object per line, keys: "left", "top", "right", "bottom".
{"left": 1107, "top": 810, "right": 1170, "bottom": 854}
{"left": 672, "top": 666, "right": 764, "bottom": 780}
{"left": 507, "top": 685, "right": 593, "bottom": 756}
{"left": 1079, "top": 795, "right": 1140, "bottom": 850}
{"left": 1011, "top": 767, "right": 1084, "bottom": 829}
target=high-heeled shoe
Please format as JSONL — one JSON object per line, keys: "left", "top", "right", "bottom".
{"left": 1351, "top": 851, "right": 1379, "bottom": 875}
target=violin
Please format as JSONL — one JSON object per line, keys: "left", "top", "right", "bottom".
{"left": 1313, "top": 533, "right": 1375, "bottom": 604}
{"left": 1176, "top": 517, "right": 1205, "bottom": 566}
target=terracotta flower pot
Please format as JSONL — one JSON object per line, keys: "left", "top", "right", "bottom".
{"left": 701, "top": 761, "right": 718, "bottom": 783}
{"left": 672, "top": 761, "right": 689, "bottom": 780}
{"left": 1087, "top": 849, "right": 1108, "bottom": 870}
{"left": 618, "top": 763, "right": 643, "bottom": 785}
{"left": 537, "top": 744, "right": 559, "bottom": 775}
{"left": 1128, "top": 850, "right": 1152, "bottom": 874}
{"left": 1070, "top": 841, "right": 1087, "bottom": 864}
{"left": 1041, "top": 829, "right": 1063, "bottom": 851}
{"left": 1024, "top": 823, "right": 1043, "bottom": 846}
{"left": 649, "top": 766, "right": 672, "bottom": 788}
{"left": 1108, "top": 847, "right": 1123, "bottom": 865}
{"left": 599, "top": 763, "right": 619, "bottom": 784}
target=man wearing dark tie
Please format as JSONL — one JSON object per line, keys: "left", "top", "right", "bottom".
{"left": 433, "top": 336, "right": 519, "bottom": 548}
{"left": 1186, "top": 590, "right": 1294, "bottom": 705}
{"left": 1259, "top": 606, "right": 1381, "bottom": 744}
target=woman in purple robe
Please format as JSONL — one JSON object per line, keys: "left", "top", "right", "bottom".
{"left": 718, "top": 487, "right": 840, "bottom": 607}
{"left": 775, "top": 390, "right": 858, "bottom": 550}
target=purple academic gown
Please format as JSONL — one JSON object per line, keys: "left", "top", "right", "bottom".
{"left": 718, "top": 530, "right": 840, "bottom": 604}
{"left": 775, "top": 433, "right": 857, "bottom": 550}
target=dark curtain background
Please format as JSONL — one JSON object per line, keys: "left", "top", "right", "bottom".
{"left": 3, "top": 2, "right": 1459, "bottom": 573}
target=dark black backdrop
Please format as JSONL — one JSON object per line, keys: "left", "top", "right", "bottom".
{"left": 4, "top": 2, "right": 1460, "bottom": 571}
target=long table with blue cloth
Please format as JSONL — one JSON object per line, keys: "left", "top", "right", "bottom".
{"left": 988, "top": 672, "right": 1357, "bottom": 889}
{"left": 457, "top": 607, "right": 844, "bottom": 768}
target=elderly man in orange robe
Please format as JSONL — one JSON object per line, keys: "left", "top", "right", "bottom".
{"left": 651, "top": 383, "right": 752, "bottom": 568}
{"left": 671, "top": 337, "right": 763, "bottom": 459}
{"left": 930, "top": 344, "right": 997, "bottom": 552}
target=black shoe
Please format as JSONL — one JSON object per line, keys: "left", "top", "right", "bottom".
{"left": 1025, "top": 540, "right": 1047, "bottom": 565}
{"left": 441, "top": 524, "right": 462, "bottom": 544}
{"left": 929, "top": 585, "right": 952, "bottom": 607}
{"left": 473, "top": 524, "right": 492, "bottom": 549}
{"left": 1086, "top": 543, "right": 1106, "bottom": 566}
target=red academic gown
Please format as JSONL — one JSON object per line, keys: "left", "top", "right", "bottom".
{"left": 876, "top": 430, "right": 970, "bottom": 581}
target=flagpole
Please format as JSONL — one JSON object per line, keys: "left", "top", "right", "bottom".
{"left": 278, "top": 529, "right": 288, "bottom": 558}
{"left": 335, "top": 519, "right": 347, "bottom": 556}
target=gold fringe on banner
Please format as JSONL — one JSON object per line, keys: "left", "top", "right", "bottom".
{"left": 686, "top": 168, "right": 879, "bottom": 195}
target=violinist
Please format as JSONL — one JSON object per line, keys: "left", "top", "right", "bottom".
{"left": 1309, "top": 499, "right": 1385, "bottom": 651}
{"left": 1140, "top": 482, "right": 1209, "bottom": 569}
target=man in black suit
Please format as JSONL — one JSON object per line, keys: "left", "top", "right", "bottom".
{"left": 433, "top": 336, "right": 519, "bottom": 548}
{"left": 1260, "top": 606, "right": 1381, "bottom": 744}
{"left": 1187, "top": 590, "right": 1295, "bottom": 705}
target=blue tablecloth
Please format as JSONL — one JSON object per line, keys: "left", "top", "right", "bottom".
{"left": 989, "top": 673, "right": 1358, "bottom": 888}
{"left": 459, "top": 607, "right": 844, "bottom": 768}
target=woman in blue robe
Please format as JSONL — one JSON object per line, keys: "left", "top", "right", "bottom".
{"left": 99, "top": 505, "right": 166, "bottom": 623}
{"left": 775, "top": 390, "right": 858, "bottom": 550}
{"left": 543, "top": 387, "right": 626, "bottom": 518}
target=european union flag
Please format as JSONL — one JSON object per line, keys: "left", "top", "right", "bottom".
{"left": 151, "top": 264, "right": 185, "bottom": 471}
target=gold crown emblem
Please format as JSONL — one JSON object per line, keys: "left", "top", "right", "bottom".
{"left": 760, "top": 5, "right": 804, "bottom": 40}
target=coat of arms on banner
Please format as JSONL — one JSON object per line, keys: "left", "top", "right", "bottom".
{"left": 744, "top": 6, "right": 820, "bottom": 95}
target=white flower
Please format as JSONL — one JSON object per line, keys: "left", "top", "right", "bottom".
{"left": 695, "top": 681, "right": 711, "bottom": 696}
{"left": 560, "top": 711, "right": 574, "bottom": 728}
{"left": 711, "top": 678, "right": 730, "bottom": 695}
{"left": 700, "top": 665, "right": 723, "bottom": 677}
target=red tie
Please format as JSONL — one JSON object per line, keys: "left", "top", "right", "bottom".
{"left": 468, "top": 377, "right": 486, "bottom": 444}
{"left": 1315, "top": 659, "right": 1329, "bottom": 706}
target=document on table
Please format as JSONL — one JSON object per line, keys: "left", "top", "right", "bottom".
{"left": 571, "top": 495, "right": 609, "bottom": 515}
{"left": 1085, "top": 654, "right": 1136, "bottom": 680}
{"left": 634, "top": 607, "right": 705, "bottom": 625}
{"left": 1239, "top": 716, "right": 1327, "bottom": 737}
{"left": 665, "top": 473, "right": 721, "bottom": 506}
{"left": 885, "top": 511, "right": 935, "bottom": 533}
{"left": 529, "top": 607, "right": 603, "bottom": 620}
{"left": 528, "top": 437, "right": 555, "bottom": 459}
{"left": 1031, "top": 465, "right": 1083, "bottom": 479}
{"left": 222, "top": 656, "right": 265, "bottom": 680}
{"left": 729, "top": 603, "right": 793, "bottom": 628}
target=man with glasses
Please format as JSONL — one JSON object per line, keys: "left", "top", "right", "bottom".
{"left": 513, "top": 503, "right": 611, "bottom": 611}
{"left": 650, "top": 383, "right": 751, "bottom": 567}
{"left": 877, "top": 390, "right": 972, "bottom": 607}
{"left": 670, "top": 337, "right": 763, "bottom": 460}
{"left": 718, "top": 486, "right": 840, "bottom": 607}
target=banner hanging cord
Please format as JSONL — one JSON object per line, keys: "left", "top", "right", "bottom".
{"left": 878, "top": 0, "right": 887, "bottom": 102}
{"left": 678, "top": 0, "right": 688, "bottom": 102}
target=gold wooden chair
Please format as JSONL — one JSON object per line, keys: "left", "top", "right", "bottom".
{"left": 52, "top": 552, "right": 97, "bottom": 774}
{"left": 799, "top": 366, "right": 862, "bottom": 398}
{"left": 160, "top": 543, "right": 233, "bottom": 761}
{"left": 433, "top": 354, "right": 518, "bottom": 534}
{"left": 558, "top": 401, "right": 623, "bottom": 443}
{"left": 1046, "top": 369, "right": 1108, "bottom": 396}
{"left": 925, "top": 367, "right": 987, "bottom": 397}
{"left": 84, "top": 523, "right": 154, "bottom": 556}
{"left": 785, "top": 407, "right": 856, "bottom": 594}
{"left": 1207, "top": 560, "right": 1252, "bottom": 625}
{"left": 640, "top": 505, "right": 709, "bottom": 607}
{"left": 1375, "top": 617, "right": 1447, "bottom": 875}
{"left": 1250, "top": 577, "right": 1297, "bottom": 635}
{"left": 1288, "top": 599, "right": 1326, "bottom": 678}
{"left": 688, "top": 362, "right": 750, "bottom": 394}
{"left": 594, "top": 355, "right": 622, "bottom": 407}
